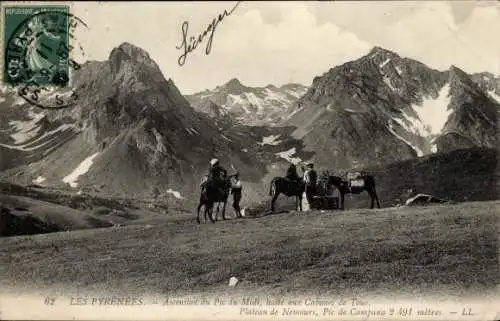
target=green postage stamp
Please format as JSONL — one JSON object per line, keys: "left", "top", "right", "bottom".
{"left": 3, "top": 5, "right": 70, "bottom": 87}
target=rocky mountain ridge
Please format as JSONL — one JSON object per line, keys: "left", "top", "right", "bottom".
{"left": 284, "top": 46, "right": 499, "bottom": 170}
{"left": 0, "top": 43, "right": 309, "bottom": 206}
{"left": 186, "top": 79, "right": 308, "bottom": 126}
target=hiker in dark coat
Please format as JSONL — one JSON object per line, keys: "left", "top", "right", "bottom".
{"left": 230, "top": 172, "right": 243, "bottom": 218}
{"left": 285, "top": 164, "right": 300, "bottom": 182}
{"left": 208, "top": 158, "right": 227, "bottom": 185}
{"left": 200, "top": 158, "right": 228, "bottom": 195}
{"left": 303, "top": 163, "right": 317, "bottom": 205}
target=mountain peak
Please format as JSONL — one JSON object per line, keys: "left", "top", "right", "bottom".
{"left": 449, "top": 65, "right": 467, "bottom": 74}
{"left": 108, "top": 42, "right": 162, "bottom": 78}
{"left": 368, "top": 46, "right": 398, "bottom": 57}
{"left": 225, "top": 78, "right": 243, "bottom": 87}
{"left": 449, "top": 65, "right": 473, "bottom": 82}
{"left": 109, "top": 42, "right": 152, "bottom": 65}
{"left": 448, "top": 65, "right": 483, "bottom": 93}
{"left": 220, "top": 78, "right": 248, "bottom": 94}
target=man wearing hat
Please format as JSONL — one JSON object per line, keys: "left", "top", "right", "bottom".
{"left": 230, "top": 172, "right": 243, "bottom": 218}
{"left": 303, "top": 163, "right": 317, "bottom": 206}
{"left": 207, "top": 158, "right": 228, "bottom": 191}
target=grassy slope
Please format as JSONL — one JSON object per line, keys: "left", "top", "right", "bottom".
{"left": 0, "top": 181, "right": 193, "bottom": 231}
{"left": 0, "top": 194, "right": 114, "bottom": 236}
{"left": 1, "top": 200, "right": 498, "bottom": 299}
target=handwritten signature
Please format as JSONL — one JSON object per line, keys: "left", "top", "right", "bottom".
{"left": 176, "top": 1, "right": 241, "bottom": 66}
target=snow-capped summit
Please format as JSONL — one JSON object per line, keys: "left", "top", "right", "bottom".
{"left": 186, "top": 79, "right": 308, "bottom": 126}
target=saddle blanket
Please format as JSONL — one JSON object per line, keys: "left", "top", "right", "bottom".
{"left": 347, "top": 172, "right": 362, "bottom": 181}
{"left": 349, "top": 179, "right": 365, "bottom": 187}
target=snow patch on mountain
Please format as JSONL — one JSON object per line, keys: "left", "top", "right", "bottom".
{"left": 286, "top": 87, "right": 308, "bottom": 98}
{"left": 398, "top": 112, "right": 428, "bottom": 137}
{"left": 0, "top": 124, "right": 76, "bottom": 151}
{"left": 264, "top": 88, "right": 292, "bottom": 104}
{"left": 488, "top": 90, "right": 500, "bottom": 104}
{"left": 227, "top": 94, "right": 251, "bottom": 114}
{"left": 379, "top": 58, "right": 398, "bottom": 91}
{"left": 62, "top": 152, "right": 100, "bottom": 188}
{"left": 276, "top": 147, "right": 302, "bottom": 164}
{"left": 395, "top": 84, "right": 452, "bottom": 139}
{"left": 32, "top": 176, "right": 46, "bottom": 184}
{"left": 8, "top": 109, "right": 45, "bottom": 144}
{"left": 166, "top": 189, "right": 184, "bottom": 199}
{"left": 388, "top": 122, "right": 424, "bottom": 157}
{"left": 259, "top": 134, "right": 282, "bottom": 146}
{"left": 380, "top": 58, "right": 391, "bottom": 68}
{"left": 383, "top": 76, "right": 396, "bottom": 91}
{"left": 285, "top": 108, "right": 301, "bottom": 120}
{"left": 244, "top": 92, "right": 264, "bottom": 114}
{"left": 430, "top": 140, "right": 438, "bottom": 153}
{"left": 413, "top": 84, "right": 452, "bottom": 135}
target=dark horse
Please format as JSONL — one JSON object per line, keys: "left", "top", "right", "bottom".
{"left": 197, "top": 175, "right": 235, "bottom": 224}
{"left": 323, "top": 174, "right": 381, "bottom": 210}
{"left": 269, "top": 177, "right": 305, "bottom": 212}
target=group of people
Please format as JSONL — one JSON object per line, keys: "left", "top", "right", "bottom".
{"left": 285, "top": 163, "right": 318, "bottom": 205}
{"left": 203, "top": 158, "right": 319, "bottom": 216}
{"left": 202, "top": 158, "right": 243, "bottom": 217}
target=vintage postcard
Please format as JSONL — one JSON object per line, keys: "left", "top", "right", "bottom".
{"left": 0, "top": 0, "right": 499, "bottom": 320}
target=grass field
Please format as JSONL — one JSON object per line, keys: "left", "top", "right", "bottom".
{"left": 0, "top": 200, "right": 498, "bottom": 301}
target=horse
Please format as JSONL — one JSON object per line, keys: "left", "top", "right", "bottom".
{"left": 269, "top": 177, "right": 306, "bottom": 212}
{"left": 196, "top": 174, "right": 235, "bottom": 224}
{"left": 323, "top": 173, "right": 380, "bottom": 210}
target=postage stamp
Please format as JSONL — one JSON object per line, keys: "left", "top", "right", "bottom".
{"left": 0, "top": 1, "right": 499, "bottom": 320}
{"left": 3, "top": 5, "right": 70, "bottom": 86}
{"left": 1, "top": 3, "right": 88, "bottom": 109}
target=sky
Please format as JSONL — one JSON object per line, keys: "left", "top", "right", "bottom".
{"left": 71, "top": 1, "right": 500, "bottom": 94}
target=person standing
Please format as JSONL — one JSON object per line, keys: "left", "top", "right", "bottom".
{"left": 303, "top": 163, "right": 317, "bottom": 207}
{"left": 230, "top": 173, "right": 243, "bottom": 218}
